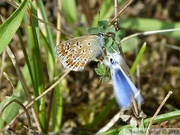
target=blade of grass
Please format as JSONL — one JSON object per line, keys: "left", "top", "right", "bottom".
{"left": 0, "top": 0, "right": 29, "bottom": 54}
{"left": 61, "top": 0, "right": 78, "bottom": 24}
{"left": 102, "top": 110, "right": 180, "bottom": 135}
{"left": 17, "top": 29, "right": 34, "bottom": 89}
{"left": 27, "top": 2, "right": 47, "bottom": 132}
{"left": 92, "top": 0, "right": 114, "bottom": 27}
{"left": 36, "top": 0, "right": 55, "bottom": 81}
{"left": 130, "top": 42, "right": 146, "bottom": 75}
{"left": 51, "top": 84, "right": 63, "bottom": 131}
{"left": 37, "top": 1, "right": 64, "bottom": 131}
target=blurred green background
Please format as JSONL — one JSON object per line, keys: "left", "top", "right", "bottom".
{"left": 0, "top": 0, "right": 180, "bottom": 134}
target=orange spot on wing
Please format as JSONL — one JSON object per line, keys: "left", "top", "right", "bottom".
{"left": 64, "top": 55, "right": 88, "bottom": 69}
{"left": 67, "top": 54, "right": 73, "bottom": 59}
{"left": 75, "top": 62, "right": 81, "bottom": 67}
{"left": 81, "top": 62, "right": 86, "bottom": 67}
{"left": 74, "top": 61, "right": 86, "bottom": 68}
{"left": 67, "top": 59, "right": 73, "bottom": 66}
{"left": 59, "top": 45, "right": 67, "bottom": 56}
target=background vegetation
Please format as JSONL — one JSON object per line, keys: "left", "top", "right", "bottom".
{"left": 0, "top": 0, "right": 180, "bottom": 134}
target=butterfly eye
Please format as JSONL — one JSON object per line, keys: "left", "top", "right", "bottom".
{"left": 110, "top": 58, "right": 114, "bottom": 64}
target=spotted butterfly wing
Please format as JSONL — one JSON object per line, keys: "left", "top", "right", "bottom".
{"left": 55, "top": 35, "right": 104, "bottom": 71}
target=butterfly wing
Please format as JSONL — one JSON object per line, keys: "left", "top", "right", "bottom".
{"left": 111, "top": 63, "right": 143, "bottom": 108}
{"left": 55, "top": 35, "right": 104, "bottom": 71}
{"left": 105, "top": 53, "right": 143, "bottom": 108}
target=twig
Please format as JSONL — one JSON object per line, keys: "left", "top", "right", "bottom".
{"left": 26, "top": 69, "right": 70, "bottom": 109}
{"left": 114, "top": 0, "right": 118, "bottom": 21}
{"left": 0, "top": 51, "right": 6, "bottom": 85}
{"left": 95, "top": 110, "right": 124, "bottom": 135}
{"left": 8, "top": 69, "right": 70, "bottom": 130}
{"left": 111, "top": 0, "right": 134, "bottom": 23}
{"left": 6, "top": 46, "right": 42, "bottom": 132}
{"left": 1, "top": 99, "right": 32, "bottom": 129}
{"left": 145, "top": 91, "right": 173, "bottom": 135}
{"left": 121, "top": 28, "right": 180, "bottom": 42}
{"left": 153, "top": 42, "right": 180, "bottom": 51}
{"left": 56, "top": 0, "right": 62, "bottom": 45}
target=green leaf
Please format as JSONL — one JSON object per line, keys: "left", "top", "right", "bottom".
{"left": 95, "top": 62, "right": 107, "bottom": 76}
{"left": 98, "top": 20, "right": 109, "bottom": 30}
{"left": 106, "top": 42, "right": 120, "bottom": 53}
{"left": 102, "top": 76, "right": 110, "bottom": 83}
{"left": 0, "top": 0, "right": 29, "bottom": 54}
{"left": 112, "top": 42, "right": 120, "bottom": 52}
{"left": 105, "top": 37, "right": 113, "bottom": 48}
{"left": 95, "top": 68, "right": 103, "bottom": 76}
{"left": 95, "top": 67, "right": 105, "bottom": 76}
{"left": 86, "top": 27, "right": 99, "bottom": 35}
{"left": 105, "top": 26, "right": 116, "bottom": 33}
{"left": 115, "top": 29, "right": 126, "bottom": 42}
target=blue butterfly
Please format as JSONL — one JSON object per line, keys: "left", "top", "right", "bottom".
{"left": 103, "top": 53, "right": 143, "bottom": 109}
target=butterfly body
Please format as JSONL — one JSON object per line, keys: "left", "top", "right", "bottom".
{"left": 55, "top": 34, "right": 104, "bottom": 71}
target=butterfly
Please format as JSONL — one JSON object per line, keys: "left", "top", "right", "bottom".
{"left": 55, "top": 33, "right": 104, "bottom": 71}
{"left": 103, "top": 52, "right": 143, "bottom": 109}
